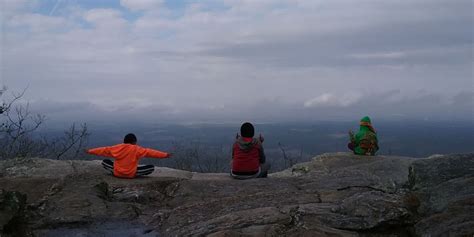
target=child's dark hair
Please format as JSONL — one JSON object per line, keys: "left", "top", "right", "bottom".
{"left": 240, "top": 122, "right": 254, "bottom": 138}
{"left": 124, "top": 133, "right": 137, "bottom": 144}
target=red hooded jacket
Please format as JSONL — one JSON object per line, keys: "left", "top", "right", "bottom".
{"left": 232, "top": 137, "right": 266, "bottom": 173}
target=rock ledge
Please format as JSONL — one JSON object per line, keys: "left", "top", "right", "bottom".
{"left": 0, "top": 152, "right": 472, "bottom": 236}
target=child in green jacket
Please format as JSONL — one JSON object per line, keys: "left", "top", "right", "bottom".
{"left": 348, "top": 116, "right": 379, "bottom": 155}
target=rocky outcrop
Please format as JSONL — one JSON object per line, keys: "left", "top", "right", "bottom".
{"left": 408, "top": 154, "right": 474, "bottom": 236}
{"left": 0, "top": 190, "right": 27, "bottom": 235}
{"left": 0, "top": 152, "right": 472, "bottom": 236}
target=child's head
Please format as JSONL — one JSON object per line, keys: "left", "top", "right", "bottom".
{"left": 124, "top": 133, "right": 137, "bottom": 144}
{"left": 240, "top": 122, "right": 254, "bottom": 138}
{"left": 360, "top": 116, "right": 372, "bottom": 124}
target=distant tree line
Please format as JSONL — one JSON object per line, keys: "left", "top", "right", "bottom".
{"left": 0, "top": 87, "right": 304, "bottom": 172}
{"left": 0, "top": 87, "right": 89, "bottom": 160}
{"left": 156, "top": 140, "right": 230, "bottom": 173}
{"left": 150, "top": 140, "right": 304, "bottom": 173}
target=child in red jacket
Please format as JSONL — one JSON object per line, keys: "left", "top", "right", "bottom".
{"left": 87, "top": 133, "right": 171, "bottom": 178}
{"left": 231, "top": 122, "right": 270, "bottom": 179}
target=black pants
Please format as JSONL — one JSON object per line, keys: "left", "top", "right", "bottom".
{"left": 230, "top": 162, "right": 271, "bottom": 180}
{"left": 348, "top": 142, "right": 355, "bottom": 151}
{"left": 101, "top": 159, "right": 155, "bottom": 176}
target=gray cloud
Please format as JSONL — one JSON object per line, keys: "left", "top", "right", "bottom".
{"left": 25, "top": 90, "right": 473, "bottom": 124}
{"left": 1, "top": 0, "right": 472, "bottom": 123}
{"left": 202, "top": 0, "right": 472, "bottom": 68}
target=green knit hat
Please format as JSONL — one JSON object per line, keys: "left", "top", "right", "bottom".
{"left": 360, "top": 116, "right": 371, "bottom": 124}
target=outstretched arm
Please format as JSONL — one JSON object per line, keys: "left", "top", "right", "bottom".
{"left": 143, "top": 148, "right": 170, "bottom": 159}
{"left": 87, "top": 146, "right": 114, "bottom": 158}
{"left": 349, "top": 130, "right": 355, "bottom": 143}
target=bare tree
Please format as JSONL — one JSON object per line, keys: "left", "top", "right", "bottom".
{"left": 43, "top": 123, "right": 90, "bottom": 160}
{"left": 278, "top": 142, "right": 303, "bottom": 168}
{"left": 202, "top": 145, "right": 228, "bottom": 173}
{"left": 0, "top": 88, "right": 89, "bottom": 159}
{"left": 170, "top": 141, "right": 194, "bottom": 171}
{"left": 189, "top": 141, "right": 204, "bottom": 172}
{"left": 0, "top": 85, "right": 7, "bottom": 114}
{"left": 169, "top": 140, "right": 229, "bottom": 172}
{"left": 0, "top": 89, "right": 45, "bottom": 158}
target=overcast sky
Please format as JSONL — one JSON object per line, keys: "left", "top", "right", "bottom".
{"left": 1, "top": 0, "right": 473, "bottom": 123}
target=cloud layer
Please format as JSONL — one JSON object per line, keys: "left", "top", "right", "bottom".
{"left": 1, "top": 0, "right": 472, "bottom": 123}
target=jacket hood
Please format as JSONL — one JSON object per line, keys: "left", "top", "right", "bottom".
{"left": 360, "top": 116, "right": 371, "bottom": 123}
{"left": 237, "top": 137, "right": 259, "bottom": 150}
{"left": 359, "top": 116, "right": 376, "bottom": 133}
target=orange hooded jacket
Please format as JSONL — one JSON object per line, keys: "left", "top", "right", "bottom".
{"left": 87, "top": 144, "right": 169, "bottom": 178}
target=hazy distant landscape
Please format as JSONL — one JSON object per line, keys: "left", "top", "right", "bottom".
{"left": 1, "top": 0, "right": 472, "bottom": 172}
{"left": 39, "top": 120, "right": 474, "bottom": 172}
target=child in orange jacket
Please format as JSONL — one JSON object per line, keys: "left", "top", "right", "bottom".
{"left": 86, "top": 133, "right": 171, "bottom": 178}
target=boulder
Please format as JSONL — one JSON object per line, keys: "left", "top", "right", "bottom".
{"left": 408, "top": 154, "right": 474, "bottom": 236}
{"left": 0, "top": 190, "right": 27, "bottom": 235}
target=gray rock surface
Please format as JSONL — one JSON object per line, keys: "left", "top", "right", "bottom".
{"left": 0, "top": 190, "right": 27, "bottom": 235}
{"left": 0, "top": 152, "right": 472, "bottom": 236}
{"left": 408, "top": 154, "right": 474, "bottom": 236}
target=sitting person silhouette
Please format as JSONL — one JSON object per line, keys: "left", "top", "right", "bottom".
{"left": 87, "top": 133, "right": 171, "bottom": 178}
{"left": 231, "top": 122, "right": 270, "bottom": 179}
{"left": 348, "top": 116, "right": 379, "bottom": 156}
